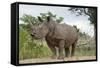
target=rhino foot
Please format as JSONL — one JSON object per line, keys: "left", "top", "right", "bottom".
{"left": 51, "top": 56, "right": 57, "bottom": 59}
{"left": 58, "top": 56, "right": 64, "bottom": 60}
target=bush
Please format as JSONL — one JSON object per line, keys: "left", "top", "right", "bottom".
{"left": 75, "top": 45, "right": 96, "bottom": 56}
{"left": 19, "top": 27, "right": 52, "bottom": 60}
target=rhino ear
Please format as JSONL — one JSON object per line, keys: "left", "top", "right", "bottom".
{"left": 47, "top": 16, "right": 50, "bottom": 22}
{"left": 38, "top": 16, "right": 43, "bottom": 22}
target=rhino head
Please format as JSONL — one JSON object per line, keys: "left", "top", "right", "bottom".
{"left": 30, "top": 16, "right": 52, "bottom": 39}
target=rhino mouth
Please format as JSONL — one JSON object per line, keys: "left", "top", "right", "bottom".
{"left": 30, "top": 34, "right": 34, "bottom": 37}
{"left": 30, "top": 34, "right": 41, "bottom": 39}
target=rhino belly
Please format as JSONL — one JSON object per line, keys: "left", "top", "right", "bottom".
{"left": 46, "top": 37, "right": 60, "bottom": 47}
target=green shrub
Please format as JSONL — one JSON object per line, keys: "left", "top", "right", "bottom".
{"left": 19, "top": 27, "right": 52, "bottom": 60}
{"left": 75, "top": 45, "right": 96, "bottom": 56}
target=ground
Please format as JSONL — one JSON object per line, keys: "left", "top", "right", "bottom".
{"left": 19, "top": 56, "right": 96, "bottom": 64}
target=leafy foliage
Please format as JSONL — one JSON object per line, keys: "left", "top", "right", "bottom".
{"left": 68, "top": 7, "right": 97, "bottom": 38}
{"left": 68, "top": 8, "right": 97, "bottom": 25}
{"left": 19, "top": 26, "right": 52, "bottom": 60}
{"left": 20, "top": 14, "right": 41, "bottom": 25}
{"left": 20, "top": 12, "right": 64, "bottom": 26}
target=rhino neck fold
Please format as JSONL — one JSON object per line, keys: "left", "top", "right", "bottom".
{"left": 46, "top": 22, "right": 56, "bottom": 37}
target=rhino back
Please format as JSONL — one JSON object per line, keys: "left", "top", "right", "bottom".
{"left": 52, "top": 23, "right": 78, "bottom": 42}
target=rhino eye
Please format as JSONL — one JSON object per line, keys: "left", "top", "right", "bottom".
{"left": 33, "top": 32, "right": 36, "bottom": 34}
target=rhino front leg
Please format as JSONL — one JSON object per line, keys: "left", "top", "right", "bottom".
{"left": 46, "top": 38, "right": 57, "bottom": 59}
{"left": 48, "top": 45, "right": 57, "bottom": 59}
{"left": 58, "top": 40, "right": 65, "bottom": 59}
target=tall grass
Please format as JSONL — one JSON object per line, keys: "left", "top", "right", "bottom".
{"left": 75, "top": 46, "right": 96, "bottom": 56}
{"left": 19, "top": 27, "right": 52, "bottom": 60}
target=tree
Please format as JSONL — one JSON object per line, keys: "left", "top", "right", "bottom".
{"left": 40, "top": 12, "right": 56, "bottom": 20}
{"left": 68, "top": 7, "right": 97, "bottom": 39}
{"left": 20, "top": 14, "right": 41, "bottom": 25}
{"left": 20, "top": 12, "right": 64, "bottom": 25}
{"left": 20, "top": 14, "right": 42, "bottom": 31}
{"left": 20, "top": 12, "right": 64, "bottom": 30}
{"left": 40, "top": 11, "right": 64, "bottom": 23}
{"left": 56, "top": 17, "right": 64, "bottom": 23}
{"left": 20, "top": 12, "right": 64, "bottom": 36}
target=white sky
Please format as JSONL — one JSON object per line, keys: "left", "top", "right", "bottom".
{"left": 19, "top": 4, "right": 94, "bottom": 37}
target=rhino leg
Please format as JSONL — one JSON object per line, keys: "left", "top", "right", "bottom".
{"left": 65, "top": 47, "right": 70, "bottom": 57}
{"left": 71, "top": 41, "right": 77, "bottom": 57}
{"left": 46, "top": 41, "right": 57, "bottom": 59}
{"left": 48, "top": 45, "right": 57, "bottom": 59}
{"left": 58, "top": 40, "right": 65, "bottom": 59}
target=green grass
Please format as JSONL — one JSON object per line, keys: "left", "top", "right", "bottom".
{"left": 19, "top": 43, "right": 52, "bottom": 60}
{"left": 75, "top": 46, "right": 96, "bottom": 56}
{"left": 19, "top": 27, "right": 52, "bottom": 60}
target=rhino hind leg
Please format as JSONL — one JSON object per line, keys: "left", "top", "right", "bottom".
{"left": 58, "top": 40, "right": 65, "bottom": 59}
{"left": 65, "top": 47, "right": 70, "bottom": 57}
{"left": 58, "top": 47, "right": 65, "bottom": 59}
{"left": 71, "top": 41, "right": 77, "bottom": 57}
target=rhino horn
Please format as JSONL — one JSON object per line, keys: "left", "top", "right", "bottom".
{"left": 38, "top": 16, "right": 43, "bottom": 22}
{"left": 47, "top": 16, "right": 50, "bottom": 22}
{"left": 28, "top": 19, "right": 34, "bottom": 29}
{"left": 47, "top": 16, "right": 54, "bottom": 23}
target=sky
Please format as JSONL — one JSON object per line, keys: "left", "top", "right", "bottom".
{"left": 19, "top": 4, "right": 94, "bottom": 37}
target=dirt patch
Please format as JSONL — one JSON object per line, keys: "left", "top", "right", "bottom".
{"left": 19, "top": 56, "right": 96, "bottom": 64}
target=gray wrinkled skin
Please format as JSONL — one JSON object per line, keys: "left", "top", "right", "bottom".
{"left": 31, "top": 16, "right": 78, "bottom": 59}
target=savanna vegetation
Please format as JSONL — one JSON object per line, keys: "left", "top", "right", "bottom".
{"left": 19, "top": 11, "right": 96, "bottom": 60}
